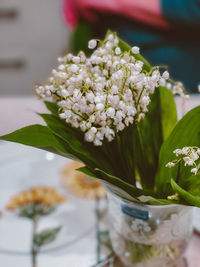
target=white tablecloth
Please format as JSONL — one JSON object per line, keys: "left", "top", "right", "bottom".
{"left": 0, "top": 143, "right": 102, "bottom": 267}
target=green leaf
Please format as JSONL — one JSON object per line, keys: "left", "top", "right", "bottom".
{"left": 108, "top": 126, "right": 137, "bottom": 185}
{"left": 134, "top": 87, "right": 177, "bottom": 190}
{"left": 182, "top": 173, "right": 200, "bottom": 196}
{"left": 44, "top": 101, "right": 59, "bottom": 116}
{"left": 76, "top": 166, "right": 97, "bottom": 178}
{"left": 134, "top": 91, "right": 162, "bottom": 189}
{"left": 39, "top": 114, "right": 94, "bottom": 161}
{"left": 159, "top": 86, "right": 177, "bottom": 141}
{"left": 171, "top": 178, "right": 200, "bottom": 207}
{"left": 77, "top": 166, "right": 144, "bottom": 202}
{"left": 0, "top": 124, "right": 70, "bottom": 155}
{"left": 155, "top": 106, "right": 200, "bottom": 195}
{"left": 39, "top": 113, "right": 112, "bottom": 172}
{"left": 95, "top": 168, "right": 153, "bottom": 199}
{"left": 34, "top": 227, "right": 61, "bottom": 247}
{"left": 71, "top": 21, "right": 92, "bottom": 55}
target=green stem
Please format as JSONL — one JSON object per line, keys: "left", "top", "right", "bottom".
{"left": 32, "top": 217, "right": 39, "bottom": 267}
{"left": 176, "top": 162, "right": 181, "bottom": 185}
{"left": 136, "top": 86, "right": 145, "bottom": 108}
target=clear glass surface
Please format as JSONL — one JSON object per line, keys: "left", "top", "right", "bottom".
{"left": 106, "top": 190, "right": 193, "bottom": 267}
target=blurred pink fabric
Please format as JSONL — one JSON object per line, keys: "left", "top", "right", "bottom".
{"left": 62, "top": 0, "right": 169, "bottom": 30}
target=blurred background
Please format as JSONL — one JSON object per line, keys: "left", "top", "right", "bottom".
{"left": 0, "top": 0, "right": 70, "bottom": 96}
{"left": 1, "top": 0, "right": 200, "bottom": 97}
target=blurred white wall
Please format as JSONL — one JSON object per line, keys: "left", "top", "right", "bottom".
{"left": 0, "top": 0, "right": 70, "bottom": 95}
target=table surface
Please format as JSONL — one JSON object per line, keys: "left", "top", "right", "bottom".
{"left": 0, "top": 142, "right": 106, "bottom": 267}
{"left": 0, "top": 96, "right": 200, "bottom": 267}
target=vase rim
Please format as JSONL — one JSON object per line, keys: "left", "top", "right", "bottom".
{"left": 103, "top": 182, "right": 191, "bottom": 209}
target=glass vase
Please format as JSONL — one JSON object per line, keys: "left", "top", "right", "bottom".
{"left": 106, "top": 190, "right": 193, "bottom": 267}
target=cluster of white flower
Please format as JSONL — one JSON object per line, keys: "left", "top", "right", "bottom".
{"left": 166, "top": 146, "right": 200, "bottom": 175}
{"left": 166, "top": 81, "right": 189, "bottom": 99}
{"left": 35, "top": 34, "right": 170, "bottom": 145}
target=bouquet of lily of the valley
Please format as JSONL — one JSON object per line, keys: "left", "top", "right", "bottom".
{"left": 1, "top": 31, "right": 200, "bottom": 207}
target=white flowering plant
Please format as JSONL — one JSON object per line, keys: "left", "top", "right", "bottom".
{"left": 1, "top": 31, "right": 200, "bottom": 207}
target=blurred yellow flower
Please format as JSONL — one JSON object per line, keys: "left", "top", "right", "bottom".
{"left": 6, "top": 186, "right": 66, "bottom": 210}
{"left": 60, "top": 161, "right": 106, "bottom": 199}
